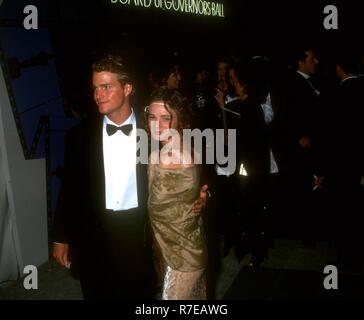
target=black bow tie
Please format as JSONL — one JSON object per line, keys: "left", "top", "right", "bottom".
{"left": 106, "top": 123, "right": 133, "bottom": 136}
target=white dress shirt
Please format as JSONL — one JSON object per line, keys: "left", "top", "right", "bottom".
{"left": 340, "top": 75, "right": 358, "bottom": 85}
{"left": 103, "top": 110, "right": 138, "bottom": 211}
{"left": 261, "top": 93, "right": 279, "bottom": 174}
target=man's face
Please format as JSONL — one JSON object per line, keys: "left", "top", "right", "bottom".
{"left": 196, "top": 70, "right": 208, "bottom": 84}
{"left": 228, "top": 68, "right": 246, "bottom": 97}
{"left": 299, "top": 50, "right": 319, "bottom": 75}
{"left": 92, "top": 71, "right": 131, "bottom": 116}
{"left": 217, "top": 61, "right": 229, "bottom": 80}
{"left": 228, "top": 68, "right": 238, "bottom": 88}
{"left": 166, "top": 68, "right": 181, "bottom": 89}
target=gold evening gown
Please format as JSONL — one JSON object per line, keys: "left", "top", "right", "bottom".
{"left": 148, "top": 165, "right": 207, "bottom": 300}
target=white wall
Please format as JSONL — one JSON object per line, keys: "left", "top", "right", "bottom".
{"left": 0, "top": 63, "right": 48, "bottom": 283}
{"left": 0, "top": 146, "right": 19, "bottom": 282}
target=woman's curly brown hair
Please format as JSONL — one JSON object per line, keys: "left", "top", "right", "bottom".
{"left": 145, "top": 88, "right": 191, "bottom": 134}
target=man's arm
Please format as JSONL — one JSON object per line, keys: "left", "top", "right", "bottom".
{"left": 52, "top": 128, "right": 78, "bottom": 267}
{"left": 53, "top": 243, "right": 70, "bottom": 268}
{"left": 192, "top": 184, "right": 209, "bottom": 214}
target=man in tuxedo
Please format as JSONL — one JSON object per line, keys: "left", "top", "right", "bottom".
{"left": 285, "top": 47, "right": 321, "bottom": 166}
{"left": 52, "top": 54, "right": 207, "bottom": 299}
{"left": 326, "top": 52, "right": 364, "bottom": 273}
{"left": 278, "top": 47, "right": 323, "bottom": 240}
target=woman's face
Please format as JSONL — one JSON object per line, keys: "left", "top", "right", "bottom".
{"left": 217, "top": 61, "right": 229, "bottom": 80}
{"left": 147, "top": 101, "right": 178, "bottom": 141}
{"left": 228, "top": 68, "right": 239, "bottom": 89}
{"left": 228, "top": 68, "right": 247, "bottom": 98}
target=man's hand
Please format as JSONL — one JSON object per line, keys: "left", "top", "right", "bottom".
{"left": 192, "top": 184, "right": 209, "bottom": 214}
{"left": 52, "top": 243, "right": 71, "bottom": 268}
{"left": 299, "top": 136, "right": 311, "bottom": 149}
{"left": 313, "top": 175, "right": 324, "bottom": 191}
{"left": 214, "top": 88, "right": 225, "bottom": 109}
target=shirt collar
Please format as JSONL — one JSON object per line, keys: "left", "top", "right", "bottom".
{"left": 340, "top": 75, "right": 358, "bottom": 84}
{"left": 297, "top": 70, "right": 310, "bottom": 80}
{"left": 103, "top": 108, "right": 136, "bottom": 127}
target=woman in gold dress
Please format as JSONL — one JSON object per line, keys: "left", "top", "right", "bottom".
{"left": 146, "top": 88, "right": 207, "bottom": 300}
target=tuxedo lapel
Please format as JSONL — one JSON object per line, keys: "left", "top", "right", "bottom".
{"left": 296, "top": 73, "right": 318, "bottom": 99}
{"left": 135, "top": 113, "right": 148, "bottom": 210}
{"left": 89, "top": 116, "right": 106, "bottom": 212}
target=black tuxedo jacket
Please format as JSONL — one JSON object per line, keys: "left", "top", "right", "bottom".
{"left": 326, "top": 77, "right": 364, "bottom": 182}
{"left": 224, "top": 97, "right": 270, "bottom": 178}
{"left": 286, "top": 71, "right": 321, "bottom": 137}
{"left": 52, "top": 111, "right": 156, "bottom": 298}
{"left": 53, "top": 113, "right": 149, "bottom": 245}
{"left": 279, "top": 70, "right": 322, "bottom": 174}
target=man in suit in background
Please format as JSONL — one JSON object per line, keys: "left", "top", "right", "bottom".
{"left": 52, "top": 54, "right": 208, "bottom": 299}
{"left": 279, "top": 47, "right": 323, "bottom": 241}
{"left": 326, "top": 51, "right": 364, "bottom": 273}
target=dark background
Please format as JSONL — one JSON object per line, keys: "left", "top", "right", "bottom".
{"left": 0, "top": 0, "right": 362, "bottom": 227}
{"left": 2, "top": 0, "right": 363, "bottom": 114}
{"left": 38, "top": 0, "right": 364, "bottom": 114}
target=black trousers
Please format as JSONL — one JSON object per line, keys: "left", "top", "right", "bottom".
{"left": 330, "top": 181, "right": 363, "bottom": 272}
{"left": 73, "top": 208, "right": 156, "bottom": 299}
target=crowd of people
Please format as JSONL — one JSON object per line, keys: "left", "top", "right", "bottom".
{"left": 52, "top": 46, "right": 364, "bottom": 300}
